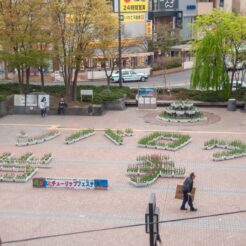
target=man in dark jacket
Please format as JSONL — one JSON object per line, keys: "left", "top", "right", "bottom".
{"left": 57, "top": 97, "right": 67, "bottom": 115}
{"left": 180, "top": 172, "right": 197, "bottom": 212}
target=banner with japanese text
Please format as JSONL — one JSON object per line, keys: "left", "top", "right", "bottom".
{"left": 33, "top": 178, "right": 108, "bottom": 190}
{"left": 120, "top": 0, "right": 148, "bottom": 13}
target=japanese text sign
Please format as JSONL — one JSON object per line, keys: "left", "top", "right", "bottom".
{"left": 33, "top": 178, "right": 108, "bottom": 190}
{"left": 120, "top": 0, "right": 148, "bottom": 13}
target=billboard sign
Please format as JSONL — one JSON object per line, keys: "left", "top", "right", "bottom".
{"left": 120, "top": 0, "right": 148, "bottom": 13}
{"left": 146, "top": 20, "right": 152, "bottom": 38}
{"left": 138, "top": 88, "right": 155, "bottom": 97}
{"left": 158, "top": 0, "right": 178, "bottom": 10}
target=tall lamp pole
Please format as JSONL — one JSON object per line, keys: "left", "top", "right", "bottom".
{"left": 118, "top": 0, "right": 122, "bottom": 87}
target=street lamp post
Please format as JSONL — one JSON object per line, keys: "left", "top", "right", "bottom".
{"left": 118, "top": 0, "right": 122, "bottom": 87}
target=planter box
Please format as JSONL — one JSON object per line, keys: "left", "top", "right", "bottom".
{"left": 104, "top": 133, "right": 123, "bottom": 145}
{"left": 2, "top": 177, "right": 15, "bottom": 182}
{"left": 160, "top": 174, "right": 173, "bottom": 178}
{"left": 65, "top": 132, "right": 95, "bottom": 144}
{"left": 129, "top": 175, "right": 159, "bottom": 187}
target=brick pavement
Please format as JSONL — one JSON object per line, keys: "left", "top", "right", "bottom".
{"left": 0, "top": 108, "right": 246, "bottom": 245}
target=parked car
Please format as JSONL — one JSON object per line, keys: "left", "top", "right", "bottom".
{"left": 111, "top": 69, "right": 148, "bottom": 83}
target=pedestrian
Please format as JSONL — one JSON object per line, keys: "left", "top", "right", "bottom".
{"left": 57, "top": 97, "right": 67, "bottom": 115}
{"left": 180, "top": 172, "right": 197, "bottom": 212}
{"left": 40, "top": 97, "right": 47, "bottom": 117}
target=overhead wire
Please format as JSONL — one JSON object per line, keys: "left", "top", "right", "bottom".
{"left": 1, "top": 209, "right": 246, "bottom": 245}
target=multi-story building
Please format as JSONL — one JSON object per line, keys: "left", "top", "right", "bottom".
{"left": 149, "top": 0, "right": 197, "bottom": 41}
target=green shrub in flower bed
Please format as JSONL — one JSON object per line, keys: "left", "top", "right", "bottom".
{"left": 204, "top": 139, "right": 246, "bottom": 161}
{"left": 138, "top": 132, "right": 191, "bottom": 151}
{"left": 104, "top": 129, "right": 123, "bottom": 145}
{"left": 158, "top": 100, "right": 205, "bottom": 123}
{"left": 116, "top": 128, "right": 133, "bottom": 137}
{"left": 16, "top": 130, "right": 60, "bottom": 146}
{"left": 0, "top": 152, "right": 12, "bottom": 163}
{"left": 65, "top": 128, "right": 95, "bottom": 144}
{"left": 127, "top": 154, "right": 185, "bottom": 187}
{"left": 125, "top": 128, "right": 133, "bottom": 136}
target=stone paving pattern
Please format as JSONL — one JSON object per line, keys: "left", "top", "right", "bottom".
{"left": 0, "top": 107, "right": 246, "bottom": 245}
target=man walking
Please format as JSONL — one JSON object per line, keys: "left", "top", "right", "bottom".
{"left": 180, "top": 172, "right": 197, "bottom": 212}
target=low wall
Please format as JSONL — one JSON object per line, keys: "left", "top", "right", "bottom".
{"left": 104, "top": 98, "right": 126, "bottom": 110}
{"left": 151, "top": 67, "right": 184, "bottom": 76}
{"left": 0, "top": 101, "right": 7, "bottom": 117}
{"left": 8, "top": 105, "right": 105, "bottom": 116}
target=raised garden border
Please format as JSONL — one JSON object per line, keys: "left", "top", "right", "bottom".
{"left": 127, "top": 155, "right": 185, "bottom": 187}
{"left": 65, "top": 129, "right": 95, "bottom": 144}
{"left": 204, "top": 139, "right": 246, "bottom": 161}
{"left": 16, "top": 130, "right": 60, "bottom": 146}
{"left": 138, "top": 132, "right": 191, "bottom": 151}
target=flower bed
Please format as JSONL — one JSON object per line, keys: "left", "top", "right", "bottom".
{"left": 104, "top": 129, "right": 123, "bottom": 145}
{"left": 158, "top": 100, "right": 205, "bottom": 123}
{"left": 16, "top": 130, "right": 60, "bottom": 146}
{"left": 138, "top": 132, "right": 191, "bottom": 151}
{"left": 65, "top": 129, "right": 95, "bottom": 144}
{"left": 127, "top": 155, "right": 185, "bottom": 187}
{"left": 0, "top": 166, "right": 37, "bottom": 183}
{"left": 0, "top": 152, "right": 53, "bottom": 168}
{"left": 204, "top": 139, "right": 246, "bottom": 161}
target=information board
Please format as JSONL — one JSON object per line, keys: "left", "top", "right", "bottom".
{"left": 14, "top": 95, "right": 25, "bottom": 106}
{"left": 138, "top": 88, "right": 157, "bottom": 109}
{"left": 26, "top": 95, "right": 38, "bottom": 107}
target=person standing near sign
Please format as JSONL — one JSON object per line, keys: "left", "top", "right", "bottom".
{"left": 40, "top": 97, "right": 47, "bottom": 117}
{"left": 180, "top": 172, "right": 197, "bottom": 212}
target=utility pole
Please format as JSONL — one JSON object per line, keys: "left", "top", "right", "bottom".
{"left": 118, "top": 0, "right": 122, "bottom": 87}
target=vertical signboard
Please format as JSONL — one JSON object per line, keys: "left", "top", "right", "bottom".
{"left": 158, "top": 0, "right": 178, "bottom": 10}
{"left": 146, "top": 20, "right": 152, "bottom": 38}
{"left": 120, "top": 0, "right": 148, "bottom": 13}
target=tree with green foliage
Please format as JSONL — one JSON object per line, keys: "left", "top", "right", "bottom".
{"left": 191, "top": 10, "right": 246, "bottom": 95}
{"left": 148, "top": 24, "right": 180, "bottom": 57}
{"left": 93, "top": 13, "right": 118, "bottom": 90}
{"left": 0, "top": 0, "right": 50, "bottom": 93}
{"left": 48, "top": 0, "right": 117, "bottom": 101}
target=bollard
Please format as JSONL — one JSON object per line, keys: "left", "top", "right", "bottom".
{"left": 227, "top": 98, "right": 236, "bottom": 111}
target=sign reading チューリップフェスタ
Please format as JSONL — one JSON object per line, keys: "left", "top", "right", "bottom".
{"left": 33, "top": 178, "right": 108, "bottom": 190}
{"left": 120, "top": 0, "right": 148, "bottom": 13}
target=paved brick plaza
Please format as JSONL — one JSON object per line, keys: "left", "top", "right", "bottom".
{"left": 0, "top": 107, "right": 246, "bottom": 246}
